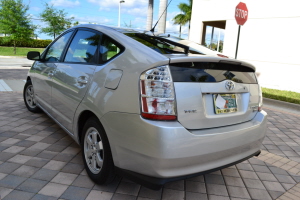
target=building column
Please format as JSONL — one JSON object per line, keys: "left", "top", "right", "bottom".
{"left": 189, "top": 1, "right": 203, "bottom": 43}
{"left": 157, "top": 0, "right": 168, "bottom": 34}
{"left": 146, "top": 0, "right": 154, "bottom": 31}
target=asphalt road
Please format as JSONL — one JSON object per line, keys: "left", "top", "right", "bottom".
{"left": 0, "top": 68, "right": 29, "bottom": 80}
{"left": 0, "top": 57, "right": 31, "bottom": 92}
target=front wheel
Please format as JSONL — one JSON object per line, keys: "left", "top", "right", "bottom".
{"left": 23, "top": 80, "right": 42, "bottom": 113}
{"left": 81, "top": 117, "right": 115, "bottom": 184}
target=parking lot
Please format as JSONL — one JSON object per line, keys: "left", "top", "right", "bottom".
{"left": 0, "top": 68, "right": 300, "bottom": 200}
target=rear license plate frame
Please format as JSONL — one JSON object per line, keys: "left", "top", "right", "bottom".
{"left": 213, "top": 94, "right": 237, "bottom": 114}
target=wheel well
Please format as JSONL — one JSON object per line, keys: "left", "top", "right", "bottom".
{"left": 77, "top": 110, "right": 98, "bottom": 143}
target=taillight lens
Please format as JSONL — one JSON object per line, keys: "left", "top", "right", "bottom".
{"left": 217, "top": 54, "right": 229, "bottom": 58}
{"left": 258, "top": 85, "right": 263, "bottom": 111}
{"left": 140, "top": 65, "right": 177, "bottom": 120}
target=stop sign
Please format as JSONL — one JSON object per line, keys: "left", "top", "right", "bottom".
{"left": 235, "top": 2, "right": 248, "bottom": 25}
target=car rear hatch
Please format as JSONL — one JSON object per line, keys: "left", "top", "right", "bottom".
{"left": 169, "top": 57, "right": 260, "bottom": 130}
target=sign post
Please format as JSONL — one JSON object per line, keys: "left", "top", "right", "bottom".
{"left": 235, "top": 2, "right": 248, "bottom": 59}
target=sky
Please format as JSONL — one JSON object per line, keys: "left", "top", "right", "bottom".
{"left": 25, "top": 0, "right": 190, "bottom": 40}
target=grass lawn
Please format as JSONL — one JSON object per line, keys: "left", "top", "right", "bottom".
{"left": 262, "top": 87, "right": 300, "bottom": 105}
{"left": 0, "top": 46, "right": 44, "bottom": 57}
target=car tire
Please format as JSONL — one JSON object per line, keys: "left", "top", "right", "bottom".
{"left": 81, "top": 117, "right": 115, "bottom": 184}
{"left": 23, "top": 80, "right": 42, "bottom": 113}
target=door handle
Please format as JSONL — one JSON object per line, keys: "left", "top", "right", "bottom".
{"left": 48, "top": 70, "right": 54, "bottom": 78}
{"left": 77, "top": 76, "right": 88, "bottom": 84}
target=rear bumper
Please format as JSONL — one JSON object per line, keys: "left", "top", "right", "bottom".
{"left": 101, "top": 110, "right": 267, "bottom": 184}
{"left": 115, "top": 150, "right": 261, "bottom": 190}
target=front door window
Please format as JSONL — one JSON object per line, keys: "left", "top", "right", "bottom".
{"left": 45, "top": 31, "right": 74, "bottom": 62}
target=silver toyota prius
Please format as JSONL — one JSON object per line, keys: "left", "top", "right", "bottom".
{"left": 24, "top": 24, "right": 267, "bottom": 189}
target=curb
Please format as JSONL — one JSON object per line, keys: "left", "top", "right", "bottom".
{"left": 263, "top": 97, "right": 300, "bottom": 112}
{"left": 0, "top": 56, "right": 27, "bottom": 58}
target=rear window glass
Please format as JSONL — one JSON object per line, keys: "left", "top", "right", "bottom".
{"left": 170, "top": 62, "right": 257, "bottom": 84}
{"left": 124, "top": 33, "right": 199, "bottom": 55}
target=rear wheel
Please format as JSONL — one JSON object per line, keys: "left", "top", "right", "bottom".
{"left": 23, "top": 80, "right": 42, "bottom": 113}
{"left": 81, "top": 117, "right": 115, "bottom": 184}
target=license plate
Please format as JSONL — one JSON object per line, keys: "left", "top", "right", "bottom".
{"left": 213, "top": 94, "right": 237, "bottom": 114}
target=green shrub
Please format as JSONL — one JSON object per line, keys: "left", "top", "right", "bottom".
{"left": 0, "top": 37, "right": 52, "bottom": 48}
{"left": 262, "top": 87, "right": 300, "bottom": 105}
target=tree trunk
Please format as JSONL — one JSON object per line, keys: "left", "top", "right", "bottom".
{"left": 179, "top": 25, "right": 182, "bottom": 38}
{"left": 188, "top": 20, "right": 191, "bottom": 39}
{"left": 13, "top": 40, "right": 16, "bottom": 55}
{"left": 53, "top": 26, "right": 56, "bottom": 39}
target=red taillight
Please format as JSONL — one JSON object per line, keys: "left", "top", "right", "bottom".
{"left": 217, "top": 54, "right": 229, "bottom": 58}
{"left": 140, "top": 65, "right": 177, "bottom": 121}
{"left": 141, "top": 113, "right": 177, "bottom": 120}
{"left": 258, "top": 85, "right": 263, "bottom": 112}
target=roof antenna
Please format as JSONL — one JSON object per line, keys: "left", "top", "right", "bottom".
{"left": 150, "top": 0, "right": 173, "bottom": 34}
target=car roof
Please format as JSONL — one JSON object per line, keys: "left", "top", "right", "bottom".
{"left": 73, "top": 24, "right": 159, "bottom": 35}
{"left": 107, "top": 26, "right": 144, "bottom": 34}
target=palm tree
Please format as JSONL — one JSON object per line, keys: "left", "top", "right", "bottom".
{"left": 173, "top": 13, "right": 185, "bottom": 38}
{"left": 173, "top": 0, "right": 193, "bottom": 37}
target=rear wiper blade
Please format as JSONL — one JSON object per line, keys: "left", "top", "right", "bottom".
{"left": 134, "top": 33, "right": 190, "bottom": 54}
{"left": 151, "top": 36, "right": 189, "bottom": 54}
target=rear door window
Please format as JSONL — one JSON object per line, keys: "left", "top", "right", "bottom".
{"left": 64, "top": 30, "right": 101, "bottom": 64}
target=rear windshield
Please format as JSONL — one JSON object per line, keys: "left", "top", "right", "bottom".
{"left": 170, "top": 62, "right": 257, "bottom": 84}
{"left": 124, "top": 33, "right": 200, "bottom": 55}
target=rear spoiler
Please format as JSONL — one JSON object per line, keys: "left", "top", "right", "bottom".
{"left": 167, "top": 56, "right": 256, "bottom": 71}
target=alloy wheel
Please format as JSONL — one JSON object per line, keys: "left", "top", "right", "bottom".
{"left": 84, "top": 127, "right": 104, "bottom": 174}
{"left": 25, "top": 85, "right": 37, "bottom": 109}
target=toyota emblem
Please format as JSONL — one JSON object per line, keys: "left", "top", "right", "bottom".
{"left": 225, "top": 81, "right": 235, "bottom": 90}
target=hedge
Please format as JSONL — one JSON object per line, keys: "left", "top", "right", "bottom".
{"left": 262, "top": 87, "right": 300, "bottom": 105}
{"left": 0, "top": 37, "right": 52, "bottom": 48}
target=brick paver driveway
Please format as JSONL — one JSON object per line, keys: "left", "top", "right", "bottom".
{"left": 0, "top": 92, "right": 300, "bottom": 199}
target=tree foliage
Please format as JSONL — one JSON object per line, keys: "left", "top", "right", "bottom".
{"left": 40, "top": 3, "right": 74, "bottom": 39}
{"left": 73, "top": 21, "right": 79, "bottom": 26}
{"left": 173, "top": 14, "right": 185, "bottom": 38}
{"left": 173, "top": 0, "right": 193, "bottom": 37}
{"left": 0, "top": 0, "right": 34, "bottom": 54}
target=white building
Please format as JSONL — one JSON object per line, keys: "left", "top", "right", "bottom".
{"left": 189, "top": 0, "right": 300, "bottom": 93}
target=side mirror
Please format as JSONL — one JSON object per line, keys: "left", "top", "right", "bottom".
{"left": 27, "top": 51, "right": 41, "bottom": 61}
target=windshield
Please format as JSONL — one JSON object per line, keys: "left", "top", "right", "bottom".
{"left": 160, "top": 36, "right": 210, "bottom": 49}
{"left": 159, "top": 36, "right": 221, "bottom": 56}
{"left": 124, "top": 33, "right": 202, "bottom": 55}
{"left": 159, "top": 35, "right": 184, "bottom": 42}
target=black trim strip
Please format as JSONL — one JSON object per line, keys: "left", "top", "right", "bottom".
{"left": 170, "top": 62, "right": 254, "bottom": 72}
{"left": 115, "top": 150, "right": 261, "bottom": 190}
